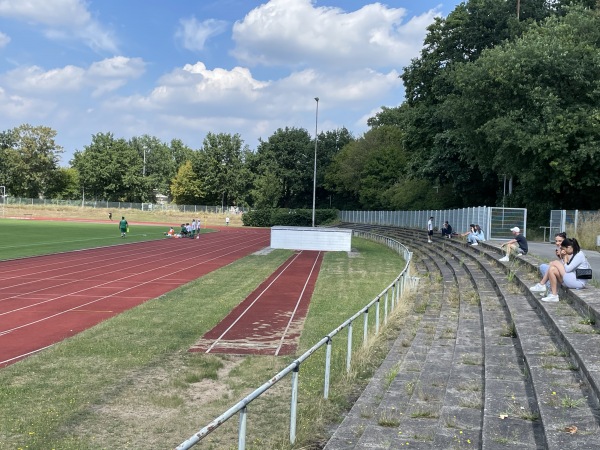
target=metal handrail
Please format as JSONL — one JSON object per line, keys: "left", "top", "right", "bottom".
{"left": 175, "top": 230, "right": 414, "bottom": 450}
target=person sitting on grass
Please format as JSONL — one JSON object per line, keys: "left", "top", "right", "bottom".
{"left": 536, "top": 238, "right": 590, "bottom": 303}
{"left": 164, "top": 227, "right": 175, "bottom": 237}
{"left": 499, "top": 227, "right": 527, "bottom": 262}
{"left": 180, "top": 223, "right": 188, "bottom": 238}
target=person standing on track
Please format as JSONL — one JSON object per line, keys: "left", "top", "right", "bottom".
{"left": 119, "top": 216, "right": 128, "bottom": 238}
{"left": 191, "top": 219, "right": 197, "bottom": 238}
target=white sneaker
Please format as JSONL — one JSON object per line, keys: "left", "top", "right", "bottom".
{"left": 428, "top": 240, "right": 432, "bottom": 243}
{"left": 529, "top": 283, "right": 546, "bottom": 293}
{"left": 541, "top": 294, "right": 559, "bottom": 302}
{"left": 499, "top": 256, "right": 509, "bottom": 262}
{"left": 471, "top": 242, "right": 478, "bottom": 246}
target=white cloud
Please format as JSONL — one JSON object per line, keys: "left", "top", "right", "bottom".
{"left": 2, "top": 57, "right": 145, "bottom": 96}
{"left": 0, "top": 31, "right": 10, "bottom": 47}
{"left": 0, "top": 86, "right": 55, "bottom": 119}
{"left": 102, "top": 61, "right": 402, "bottom": 146}
{"left": 175, "top": 17, "right": 228, "bottom": 52}
{"left": 0, "top": 0, "right": 118, "bottom": 52}
{"left": 232, "top": 0, "right": 438, "bottom": 70}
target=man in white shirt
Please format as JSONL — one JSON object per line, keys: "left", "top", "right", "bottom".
{"left": 427, "top": 216, "right": 434, "bottom": 243}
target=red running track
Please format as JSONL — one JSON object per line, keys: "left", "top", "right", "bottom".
{"left": 190, "top": 250, "right": 323, "bottom": 356}
{"left": 0, "top": 227, "right": 270, "bottom": 367}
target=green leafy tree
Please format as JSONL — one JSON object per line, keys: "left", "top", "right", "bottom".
{"left": 71, "top": 133, "right": 145, "bottom": 202}
{"left": 443, "top": 5, "right": 600, "bottom": 212}
{"left": 0, "top": 124, "right": 63, "bottom": 198}
{"left": 170, "top": 138, "right": 195, "bottom": 168}
{"left": 130, "top": 135, "right": 178, "bottom": 200}
{"left": 45, "top": 167, "right": 81, "bottom": 199}
{"left": 365, "top": 0, "right": 579, "bottom": 209}
{"left": 314, "top": 128, "right": 354, "bottom": 208}
{"left": 170, "top": 161, "right": 204, "bottom": 204}
{"left": 251, "top": 127, "right": 313, "bottom": 208}
{"left": 193, "top": 132, "right": 249, "bottom": 208}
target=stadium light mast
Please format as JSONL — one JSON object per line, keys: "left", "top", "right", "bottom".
{"left": 143, "top": 145, "right": 147, "bottom": 177}
{"left": 0, "top": 185, "right": 5, "bottom": 217}
{"left": 312, "top": 97, "right": 319, "bottom": 227}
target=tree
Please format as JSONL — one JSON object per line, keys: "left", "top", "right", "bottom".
{"left": 170, "top": 161, "right": 204, "bottom": 204}
{"left": 71, "top": 133, "right": 145, "bottom": 202}
{"left": 193, "top": 132, "right": 249, "bottom": 208}
{"left": 0, "top": 124, "right": 63, "bottom": 198}
{"left": 251, "top": 127, "right": 314, "bottom": 208}
{"left": 130, "top": 135, "right": 178, "bottom": 200}
{"left": 45, "top": 167, "right": 81, "bottom": 200}
{"left": 442, "top": 5, "right": 600, "bottom": 212}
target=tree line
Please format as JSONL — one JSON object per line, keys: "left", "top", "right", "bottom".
{"left": 1, "top": 0, "right": 598, "bottom": 223}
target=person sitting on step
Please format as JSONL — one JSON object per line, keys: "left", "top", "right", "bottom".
{"left": 537, "top": 238, "right": 590, "bottom": 303}
{"left": 441, "top": 221, "right": 453, "bottom": 239}
{"left": 499, "top": 227, "right": 528, "bottom": 262}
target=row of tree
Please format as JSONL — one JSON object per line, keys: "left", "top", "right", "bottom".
{"left": 1, "top": 0, "right": 598, "bottom": 222}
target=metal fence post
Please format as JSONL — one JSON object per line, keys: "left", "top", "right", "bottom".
{"left": 375, "top": 299, "right": 380, "bottom": 334}
{"left": 238, "top": 407, "right": 247, "bottom": 450}
{"left": 290, "top": 366, "right": 299, "bottom": 444}
{"left": 324, "top": 337, "right": 332, "bottom": 399}
{"left": 384, "top": 291, "right": 389, "bottom": 325}
{"left": 363, "top": 309, "right": 369, "bottom": 346}
{"left": 346, "top": 322, "right": 353, "bottom": 373}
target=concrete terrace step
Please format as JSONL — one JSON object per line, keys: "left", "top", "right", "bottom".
{"left": 327, "top": 224, "right": 600, "bottom": 449}
{"left": 324, "top": 254, "right": 447, "bottom": 449}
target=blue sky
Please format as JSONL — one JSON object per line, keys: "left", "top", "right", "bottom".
{"left": 0, "top": 0, "right": 463, "bottom": 165}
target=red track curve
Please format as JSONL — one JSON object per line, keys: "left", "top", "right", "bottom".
{"left": 0, "top": 227, "right": 270, "bottom": 367}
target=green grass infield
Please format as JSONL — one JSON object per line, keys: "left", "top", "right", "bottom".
{"left": 0, "top": 219, "right": 209, "bottom": 261}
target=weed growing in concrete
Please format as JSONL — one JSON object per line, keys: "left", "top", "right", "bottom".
{"left": 500, "top": 321, "right": 517, "bottom": 338}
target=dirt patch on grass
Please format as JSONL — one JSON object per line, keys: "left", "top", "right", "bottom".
{"left": 64, "top": 353, "right": 248, "bottom": 449}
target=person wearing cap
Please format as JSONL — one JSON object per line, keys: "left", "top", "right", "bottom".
{"left": 499, "top": 226, "right": 528, "bottom": 262}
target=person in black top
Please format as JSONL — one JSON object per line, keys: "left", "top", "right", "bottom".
{"left": 499, "top": 226, "right": 528, "bottom": 262}
{"left": 441, "top": 221, "right": 453, "bottom": 239}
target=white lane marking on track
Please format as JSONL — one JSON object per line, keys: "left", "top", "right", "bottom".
{"left": 0, "top": 235, "right": 269, "bottom": 337}
{"left": 0, "top": 234, "right": 267, "bottom": 316}
{"left": 205, "top": 251, "right": 304, "bottom": 354}
{"left": 0, "top": 343, "right": 55, "bottom": 366}
{"left": 274, "top": 251, "right": 321, "bottom": 356}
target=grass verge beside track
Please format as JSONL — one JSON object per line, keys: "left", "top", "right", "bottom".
{"left": 0, "top": 237, "right": 408, "bottom": 449}
{"left": 0, "top": 219, "right": 210, "bottom": 260}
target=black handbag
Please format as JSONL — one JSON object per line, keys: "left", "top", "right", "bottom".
{"left": 576, "top": 268, "right": 592, "bottom": 279}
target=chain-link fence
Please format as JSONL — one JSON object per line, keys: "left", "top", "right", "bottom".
{"left": 339, "top": 207, "right": 527, "bottom": 240}
{"left": 1, "top": 196, "right": 249, "bottom": 214}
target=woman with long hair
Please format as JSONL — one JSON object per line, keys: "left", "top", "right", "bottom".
{"left": 530, "top": 232, "right": 567, "bottom": 294}
{"left": 540, "top": 238, "right": 590, "bottom": 302}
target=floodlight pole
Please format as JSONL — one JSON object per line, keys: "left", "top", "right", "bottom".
{"left": 312, "top": 97, "right": 319, "bottom": 228}
{"left": 143, "top": 146, "right": 147, "bottom": 177}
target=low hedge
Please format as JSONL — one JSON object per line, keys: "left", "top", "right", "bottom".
{"left": 242, "top": 209, "right": 339, "bottom": 227}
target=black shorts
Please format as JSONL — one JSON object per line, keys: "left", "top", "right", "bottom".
{"left": 428, "top": 230, "right": 433, "bottom": 236}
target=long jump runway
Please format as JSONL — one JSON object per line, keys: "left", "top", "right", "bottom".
{"left": 0, "top": 228, "right": 270, "bottom": 367}
{"left": 189, "top": 250, "right": 323, "bottom": 356}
